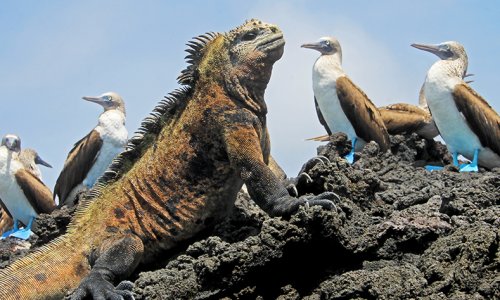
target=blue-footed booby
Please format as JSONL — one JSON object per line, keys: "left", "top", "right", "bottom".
{"left": 54, "top": 92, "right": 128, "bottom": 206}
{"left": 301, "top": 37, "right": 390, "bottom": 163}
{"left": 309, "top": 101, "right": 439, "bottom": 141}
{"left": 0, "top": 135, "right": 55, "bottom": 239}
{"left": 413, "top": 41, "right": 500, "bottom": 171}
{"left": 378, "top": 104, "right": 438, "bottom": 139}
{"left": 0, "top": 148, "right": 53, "bottom": 236}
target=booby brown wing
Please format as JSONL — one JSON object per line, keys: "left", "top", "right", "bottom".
{"left": 452, "top": 83, "right": 500, "bottom": 155}
{"left": 15, "top": 169, "right": 55, "bottom": 214}
{"left": 379, "top": 103, "right": 431, "bottom": 135}
{"left": 336, "top": 76, "right": 390, "bottom": 151}
{"left": 0, "top": 205, "right": 13, "bottom": 235}
{"left": 54, "top": 130, "right": 103, "bottom": 204}
{"left": 315, "top": 96, "right": 332, "bottom": 135}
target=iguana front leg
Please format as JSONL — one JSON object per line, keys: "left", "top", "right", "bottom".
{"left": 223, "top": 113, "right": 336, "bottom": 216}
{"left": 70, "top": 234, "right": 144, "bottom": 300}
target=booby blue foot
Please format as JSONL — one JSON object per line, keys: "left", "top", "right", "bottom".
{"left": 9, "top": 217, "right": 35, "bottom": 240}
{"left": 0, "top": 219, "right": 20, "bottom": 239}
{"left": 425, "top": 165, "right": 443, "bottom": 171}
{"left": 458, "top": 149, "right": 479, "bottom": 172}
{"left": 10, "top": 228, "right": 34, "bottom": 240}
{"left": 343, "top": 138, "right": 356, "bottom": 164}
{"left": 459, "top": 164, "right": 478, "bottom": 172}
{"left": 1, "top": 229, "right": 15, "bottom": 239}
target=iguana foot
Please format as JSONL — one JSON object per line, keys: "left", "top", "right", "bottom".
{"left": 285, "top": 182, "right": 299, "bottom": 197}
{"left": 70, "top": 273, "right": 135, "bottom": 300}
{"left": 296, "top": 155, "right": 331, "bottom": 185}
{"left": 302, "top": 192, "right": 340, "bottom": 211}
{"left": 297, "top": 172, "right": 313, "bottom": 184}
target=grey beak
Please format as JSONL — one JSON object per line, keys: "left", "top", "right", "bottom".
{"left": 301, "top": 41, "right": 323, "bottom": 50}
{"left": 35, "top": 155, "right": 52, "bottom": 168}
{"left": 82, "top": 96, "right": 105, "bottom": 105}
{"left": 411, "top": 43, "right": 441, "bottom": 55}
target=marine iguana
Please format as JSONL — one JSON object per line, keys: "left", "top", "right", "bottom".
{"left": 0, "top": 19, "right": 335, "bottom": 299}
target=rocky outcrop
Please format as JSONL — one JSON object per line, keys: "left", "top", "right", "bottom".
{"left": 1, "top": 133, "right": 498, "bottom": 299}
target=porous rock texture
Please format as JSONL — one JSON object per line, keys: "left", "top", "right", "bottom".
{"left": 1, "top": 133, "right": 498, "bottom": 299}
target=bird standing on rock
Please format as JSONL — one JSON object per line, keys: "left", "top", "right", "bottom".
{"left": 0, "top": 147, "right": 53, "bottom": 236}
{"left": 0, "top": 134, "right": 55, "bottom": 239}
{"left": 413, "top": 41, "right": 500, "bottom": 171}
{"left": 301, "top": 37, "right": 390, "bottom": 163}
{"left": 54, "top": 92, "right": 128, "bottom": 206}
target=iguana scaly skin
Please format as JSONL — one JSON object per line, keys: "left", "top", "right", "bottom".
{"left": 0, "top": 19, "right": 335, "bottom": 299}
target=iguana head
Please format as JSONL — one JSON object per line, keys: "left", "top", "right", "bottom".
{"left": 179, "top": 19, "right": 285, "bottom": 115}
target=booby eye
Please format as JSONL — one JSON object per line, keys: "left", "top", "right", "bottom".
{"left": 103, "top": 95, "right": 113, "bottom": 101}
{"left": 323, "top": 40, "right": 330, "bottom": 46}
{"left": 242, "top": 32, "right": 257, "bottom": 41}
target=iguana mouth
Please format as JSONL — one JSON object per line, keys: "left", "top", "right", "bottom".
{"left": 257, "top": 33, "right": 285, "bottom": 53}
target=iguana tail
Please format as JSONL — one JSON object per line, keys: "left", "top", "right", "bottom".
{"left": 0, "top": 235, "right": 90, "bottom": 300}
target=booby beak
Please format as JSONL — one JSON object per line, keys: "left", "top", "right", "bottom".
{"left": 301, "top": 41, "right": 323, "bottom": 51}
{"left": 82, "top": 96, "right": 106, "bottom": 106}
{"left": 411, "top": 43, "right": 441, "bottom": 56}
{"left": 35, "top": 155, "right": 52, "bottom": 168}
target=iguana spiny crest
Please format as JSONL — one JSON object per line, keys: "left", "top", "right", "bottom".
{"left": 95, "top": 19, "right": 284, "bottom": 188}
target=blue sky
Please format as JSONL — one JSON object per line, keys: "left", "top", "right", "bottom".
{"left": 1, "top": 1, "right": 499, "bottom": 191}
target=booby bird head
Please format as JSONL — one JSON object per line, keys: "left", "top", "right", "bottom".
{"left": 411, "top": 41, "right": 466, "bottom": 61}
{"left": 412, "top": 41, "right": 468, "bottom": 78}
{"left": 82, "top": 92, "right": 126, "bottom": 115}
{"left": 301, "top": 37, "right": 342, "bottom": 56}
{"left": 1, "top": 134, "right": 21, "bottom": 153}
{"left": 19, "top": 149, "right": 52, "bottom": 169}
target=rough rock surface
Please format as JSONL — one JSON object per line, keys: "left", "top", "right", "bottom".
{"left": 1, "top": 133, "right": 498, "bottom": 299}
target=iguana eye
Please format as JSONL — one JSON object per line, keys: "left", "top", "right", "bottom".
{"left": 242, "top": 32, "right": 257, "bottom": 41}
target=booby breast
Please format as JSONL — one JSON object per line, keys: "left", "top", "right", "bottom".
{"left": 312, "top": 55, "right": 359, "bottom": 144}
{"left": 83, "top": 110, "right": 127, "bottom": 187}
{"left": 0, "top": 147, "right": 37, "bottom": 226}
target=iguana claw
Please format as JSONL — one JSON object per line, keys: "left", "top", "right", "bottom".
{"left": 303, "top": 192, "right": 340, "bottom": 211}
{"left": 295, "top": 155, "right": 331, "bottom": 185}
{"left": 297, "top": 172, "right": 313, "bottom": 184}
{"left": 315, "top": 155, "right": 331, "bottom": 164}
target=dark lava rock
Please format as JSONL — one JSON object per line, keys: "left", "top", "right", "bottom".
{"left": 1, "top": 133, "right": 499, "bottom": 299}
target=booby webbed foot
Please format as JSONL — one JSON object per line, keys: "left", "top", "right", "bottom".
{"left": 9, "top": 228, "right": 34, "bottom": 240}
{"left": 343, "top": 137, "right": 357, "bottom": 164}
{"left": 425, "top": 165, "right": 444, "bottom": 171}
{"left": 1, "top": 219, "right": 20, "bottom": 239}
{"left": 459, "top": 164, "right": 478, "bottom": 172}
{"left": 344, "top": 151, "right": 354, "bottom": 164}
{"left": 1, "top": 229, "right": 15, "bottom": 239}
{"left": 9, "top": 216, "right": 35, "bottom": 240}
{"left": 458, "top": 149, "right": 479, "bottom": 172}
